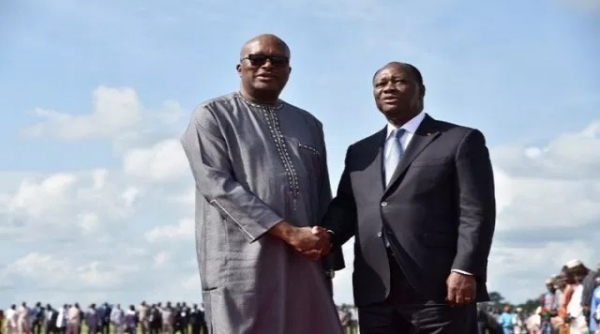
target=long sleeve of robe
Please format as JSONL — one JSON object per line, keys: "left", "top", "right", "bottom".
{"left": 181, "top": 105, "right": 284, "bottom": 241}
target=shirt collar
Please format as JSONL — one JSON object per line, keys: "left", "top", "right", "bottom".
{"left": 386, "top": 111, "right": 426, "bottom": 139}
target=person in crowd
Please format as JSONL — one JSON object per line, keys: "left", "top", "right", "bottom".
{"left": 123, "top": 306, "right": 136, "bottom": 334}
{"left": 138, "top": 302, "right": 149, "bottom": 334}
{"left": 109, "top": 305, "right": 123, "bottom": 334}
{"left": 539, "top": 277, "right": 559, "bottom": 333}
{"left": 65, "top": 304, "right": 80, "bottom": 334}
{"left": 590, "top": 276, "right": 600, "bottom": 333}
{"left": 188, "top": 304, "right": 205, "bottom": 334}
{"left": 565, "top": 259, "right": 588, "bottom": 332}
{"left": 84, "top": 305, "right": 98, "bottom": 334}
{"left": 44, "top": 305, "right": 57, "bottom": 334}
{"left": 54, "top": 305, "right": 65, "bottom": 334}
{"left": 555, "top": 266, "right": 575, "bottom": 334}
{"left": 17, "top": 303, "right": 31, "bottom": 334}
{"left": 161, "top": 303, "right": 173, "bottom": 334}
{"left": 498, "top": 305, "right": 515, "bottom": 334}
{"left": 97, "top": 304, "right": 110, "bottom": 334}
{"left": 148, "top": 304, "right": 161, "bottom": 334}
{"left": 4, "top": 305, "right": 17, "bottom": 334}
{"left": 31, "top": 303, "right": 43, "bottom": 334}
{"left": 582, "top": 262, "right": 600, "bottom": 327}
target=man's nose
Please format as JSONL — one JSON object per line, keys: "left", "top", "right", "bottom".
{"left": 261, "top": 59, "right": 275, "bottom": 69}
{"left": 382, "top": 84, "right": 396, "bottom": 92}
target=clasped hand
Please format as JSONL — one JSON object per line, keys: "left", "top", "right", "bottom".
{"left": 288, "top": 226, "right": 331, "bottom": 260}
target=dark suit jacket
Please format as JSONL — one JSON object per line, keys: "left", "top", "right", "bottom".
{"left": 323, "top": 114, "right": 496, "bottom": 307}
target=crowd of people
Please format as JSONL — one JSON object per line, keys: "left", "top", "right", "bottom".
{"left": 0, "top": 302, "right": 207, "bottom": 334}
{"left": 487, "top": 259, "right": 600, "bottom": 334}
{"left": 522, "top": 259, "right": 600, "bottom": 334}
{"left": 4, "top": 266, "right": 598, "bottom": 334}
{"left": 0, "top": 302, "right": 364, "bottom": 334}
{"left": 475, "top": 304, "right": 528, "bottom": 334}
{"left": 1, "top": 258, "right": 597, "bottom": 334}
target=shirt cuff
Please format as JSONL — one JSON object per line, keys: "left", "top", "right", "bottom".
{"left": 325, "top": 229, "right": 335, "bottom": 246}
{"left": 451, "top": 269, "right": 473, "bottom": 275}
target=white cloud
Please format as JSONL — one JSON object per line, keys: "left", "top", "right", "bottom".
{"left": 22, "top": 87, "right": 142, "bottom": 140}
{"left": 493, "top": 122, "right": 600, "bottom": 179}
{"left": 145, "top": 218, "right": 194, "bottom": 243}
{"left": 0, "top": 169, "right": 140, "bottom": 242}
{"left": 123, "top": 139, "right": 189, "bottom": 182}
{"left": 486, "top": 121, "right": 600, "bottom": 302}
{"left": 19, "top": 86, "right": 186, "bottom": 166}
{"left": 153, "top": 251, "right": 171, "bottom": 267}
{"left": 2, "top": 253, "right": 138, "bottom": 292}
{"left": 4, "top": 84, "right": 600, "bottom": 308}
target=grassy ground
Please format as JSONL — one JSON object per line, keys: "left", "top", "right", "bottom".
{"left": 0, "top": 323, "right": 364, "bottom": 334}
{"left": 77, "top": 325, "right": 207, "bottom": 334}
{"left": 0, "top": 324, "right": 207, "bottom": 334}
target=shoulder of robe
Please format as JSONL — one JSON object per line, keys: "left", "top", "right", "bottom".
{"left": 282, "top": 100, "right": 323, "bottom": 128}
{"left": 193, "top": 92, "right": 237, "bottom": 115}
{"left": 189, "top": 92, "right": 238, "bottom": 125}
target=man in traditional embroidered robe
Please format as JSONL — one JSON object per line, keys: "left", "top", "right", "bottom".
{"left": 181, "top": 34, "right": 344, "bottom": 334}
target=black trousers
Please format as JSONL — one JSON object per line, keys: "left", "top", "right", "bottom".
{"left": 149, "top": 322, "right": 161, "bottom": 334}
{"left": 32, "top": 320, "right": 42, "bottom": 334}
{"left": 358, "top": 250, "right": 477, "bottom": 334}
{"left": 190, "top": 324, "right": 207, "bottom": 334}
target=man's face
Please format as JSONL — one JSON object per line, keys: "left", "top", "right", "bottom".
{"left": 373, "top": 65, "right": 423, "bottom": 118}
{"left": 546, "top": 283, "right": 555, "bottom": 292}
{"left": 236, "top": 39, "right": 291, "bottom": 96}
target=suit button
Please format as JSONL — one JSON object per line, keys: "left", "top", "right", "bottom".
{"left": 377, "top": 232, "right": 382, "bottom": 237}
{"left": 381, "top": 202, "right": 388, "bottom": 207}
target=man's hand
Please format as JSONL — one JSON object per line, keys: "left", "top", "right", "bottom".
{"left": 446, "top": 271, "right": 477, "bottom": 306}
{"left": 289, "top": 226, "right": 331, "bottom": 260}
{"left": 269, "top": 221, "right": 331, "bottom": 260}
{"left": 304, "top": 226, "right": 331, "bottom": 259}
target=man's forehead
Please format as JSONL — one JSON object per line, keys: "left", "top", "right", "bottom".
{"left": 375, "top": 65, "right": 411, "bottom": 78}
{"left": 242, "top": 38, "right": 289, "bottom": 56}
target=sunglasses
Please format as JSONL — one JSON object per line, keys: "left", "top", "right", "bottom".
{"left": 241, "top": 54, "right": 289, "bottom": 67}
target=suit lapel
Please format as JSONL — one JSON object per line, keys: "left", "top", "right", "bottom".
{"left": 383, "top": 115, "right": 440, "bottom": 195}
{"left": 365, "top": 127, "right": 387, "bottom": 193}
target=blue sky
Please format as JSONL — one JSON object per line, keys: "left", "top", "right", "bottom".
{"left": 0, "top": 0, "right": 599, "bottom": 307}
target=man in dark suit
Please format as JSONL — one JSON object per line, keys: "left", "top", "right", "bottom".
{"left": 320, "top": 62, "right": 496, "bottom": 333}
{"left": 188, "top": 304, "right": 205, "bottom": 334}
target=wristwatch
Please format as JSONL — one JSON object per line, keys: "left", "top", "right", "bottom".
{"left": 326, "top": 229, "right": 335, "bottom": 248}
{"left": 325, "top": 269, "right": 335, "bottom": 279}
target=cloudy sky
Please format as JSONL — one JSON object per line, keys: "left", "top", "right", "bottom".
{"left": 1, "top": 0, "right": 599, "bottom": 307}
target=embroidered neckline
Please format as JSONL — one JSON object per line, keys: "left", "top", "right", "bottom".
{"left": 234, "top": 92, "right": 284, "bottom": 110}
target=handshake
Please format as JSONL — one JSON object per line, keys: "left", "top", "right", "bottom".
{"left": 271, "top": 222, "right": 332, "bottom": 261}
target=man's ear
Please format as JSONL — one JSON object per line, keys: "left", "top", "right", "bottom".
{"left": 236, "top": 64, "right": 242, "bottom": 76}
